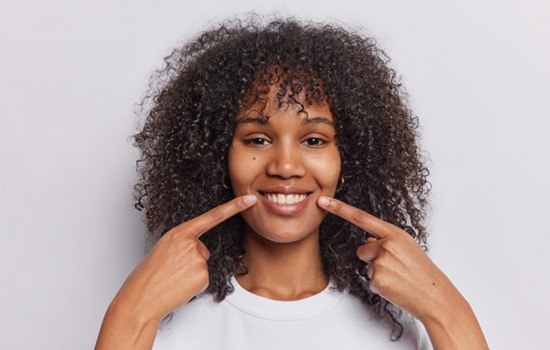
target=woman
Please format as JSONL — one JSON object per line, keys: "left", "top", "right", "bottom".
{"left": 96, "top": 17, "right": 488, "bottom": 349}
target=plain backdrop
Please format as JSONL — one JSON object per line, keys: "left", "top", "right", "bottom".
{"left": 1, "top": 0, "right": 549, "bottom": 349}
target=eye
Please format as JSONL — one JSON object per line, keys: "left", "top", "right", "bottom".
{"left": 304, "top": 137, "right": 326, "bottom": 147}
{"left": 244, "top": 137, "right": 269, "bottom": 146}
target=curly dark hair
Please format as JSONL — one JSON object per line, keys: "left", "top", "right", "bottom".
{"left": 133, "top": 16, "right": 431, "bottom": 340}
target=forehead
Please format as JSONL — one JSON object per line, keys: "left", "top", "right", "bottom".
{"left": 236, "top": 92, "right": 334, "bottom": 128}
{"left": 235, "top": 104, "right": 335, "bottom": 131}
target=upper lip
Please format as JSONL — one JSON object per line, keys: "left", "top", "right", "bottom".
{"left": 257, "top": 186, "right": 314, "bottom": 195}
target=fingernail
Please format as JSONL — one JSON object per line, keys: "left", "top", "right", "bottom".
{"left": 243, "top": 194, "right": 257, "bottom": 205}
{"left": 318, "top": 196, "right": 330, "bottom": 206}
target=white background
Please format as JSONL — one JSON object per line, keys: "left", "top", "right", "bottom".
{"left": 1, "top": 0, "right": 549, "bottom": 348}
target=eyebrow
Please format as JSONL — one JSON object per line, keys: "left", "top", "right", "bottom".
{"left": 303, "top": 117, "right": 335, "bottom": 128}
{"left": 235, "top": 115, "right": 335, "bottom": 129}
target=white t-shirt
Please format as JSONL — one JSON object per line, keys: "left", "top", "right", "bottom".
{"left": 153, "top": 276, "right": 432, "bottom": 349}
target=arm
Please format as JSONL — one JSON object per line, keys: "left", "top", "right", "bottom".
{"left": 95, "top": 195, "right": 257, "bottom": 350}
{"left": 417, "top": 276, "right": 488, "bottom": 349}
{"left": 318, "top": 196, "right": 488, "bottom": 349}
{"left": 95, "top": 298, "right": 161, "bottom": 350}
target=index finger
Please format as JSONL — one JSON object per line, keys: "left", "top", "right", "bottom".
{"left": 317, "top": 196, "right": 395, "bottom": 238}
{"left": 181, "top": 194, "right": 257, "bottom": 238}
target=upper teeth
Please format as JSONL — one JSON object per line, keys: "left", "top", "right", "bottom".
{"left": 265, "top": 193, "right": 308, "bottom": 205}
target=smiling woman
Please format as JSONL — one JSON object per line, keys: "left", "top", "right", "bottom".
{"left": 95, "top": 16, "right": 489, "bottom": 350}
{"left": 230, "top": 85, "right": 340, "bottom": 244}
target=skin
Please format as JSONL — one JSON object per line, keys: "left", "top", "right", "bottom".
{"left": 95, "top": 88, "right": 488, "bottom": 349}
{"left": 95, "top": 194, "right": 258, "bottom": 349}
{"left": 228, "top": 87, "right": 340, "bottom": 299}
{"left": 317, "top": 196, "right": 489, "bottom": 349}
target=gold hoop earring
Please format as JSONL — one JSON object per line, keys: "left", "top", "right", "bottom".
{"left": 336, "top": 176, "right": 345, "bottom": 192}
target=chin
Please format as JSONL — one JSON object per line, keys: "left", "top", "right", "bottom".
{"left": 244, "top": 220, "right": 320, "bottom": 245}
{"left": 258, "top": 231, "right": 311, "bottom": 244}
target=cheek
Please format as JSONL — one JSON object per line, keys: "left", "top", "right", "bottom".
{"left": 309, "top": 149, "right": 341, "bottom": 191}
{"left": 228, "top": 146, "right": 262, "bottom": 196}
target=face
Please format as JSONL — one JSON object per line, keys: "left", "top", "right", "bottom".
{"left": 228, "top": 85, "right": 341, "bottom": 244}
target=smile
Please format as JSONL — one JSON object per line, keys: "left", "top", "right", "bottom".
{"left": 256, "top": 190, "right": 314, "bottom": 216}
{"left": 263, "top": 193, "right": 309, "bottom": 205}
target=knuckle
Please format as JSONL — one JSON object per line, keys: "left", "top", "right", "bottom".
{"left": 381, "top": 238, "right": 396, "bottom": 251}
{"left": 165, "top": 225, "right": 193, "bottom": 241}
{"left": 331, "top": 199, "right": 342, "bottom": 211}
{"left": 164, "top": 232, "right": 186, "bottom": 249}
{"left": 382, "top": 238, "right": 401, "bottom": 256}
{"left": 356, "top": 245, "right": 366, "bottom": 257}
{"left": 357, "top": 245, "right": 372, "bottom": 261}
{"left": 184, "top": 238, "right": 198, "bottom": 250}
{"left": 189, "top": 254, "right": 207, "bottom": 270}
{"left": 372, "top": 257, "right": 389, "bottom": 272}
{"left": 370, "top": 270, "right": 387, "bottom": 288}
{"left": 197, "top": 242, "right": 210, "bottom": 259}
{"left": 194, "top": 264, "right": 209, "bottom": 282}
{"left": 233, "top": 198, "right": 244, "bottom": 211}
{"left": 366, "top": 263, "right": 374, "bottom": 277}
{"left": 207, "top": 207, "right": 224, "bottom": 224}
{"left": 173, "top": 237, "right": 199, "bottom": 256}
{"left": 352, "top": 210, "right": 369, "bottom": 225}
{"left": 195, "top": 259, "right": 208, "bottom": 273}
{"left": 162, "top": 228, "right": 180, "bottom": 242}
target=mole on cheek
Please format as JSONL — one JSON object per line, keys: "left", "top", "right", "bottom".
{"left": 252, "top": 157, "right": 256, "bottom": 160}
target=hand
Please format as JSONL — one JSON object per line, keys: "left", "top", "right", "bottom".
{"left": 317, "top": 196, "right": 489, "bottom": 348}
{"left": 317, "top": 195, "right": 454, "bottom": 322}
{"left": 110, "top": 194, "right": 257, "bottom": 323}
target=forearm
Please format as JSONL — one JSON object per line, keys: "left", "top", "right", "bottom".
{"left": 420, "top": 285, "right": 488, "bottom": 350}
{"left": 95, "top": 299, "right": 160, "bottom": 350}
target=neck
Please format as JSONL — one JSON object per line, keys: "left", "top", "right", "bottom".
{"left": 236, "top": 225, "right": 329, "bottom": 301}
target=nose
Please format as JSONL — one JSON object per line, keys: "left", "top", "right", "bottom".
{"left": 266, "top": 142, "right": 306, "bottom": 179}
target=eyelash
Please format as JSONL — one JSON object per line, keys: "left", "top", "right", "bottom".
{"left": 243, "top": 137, "right": 327, "bottom": 147}
{"left": 304, "top": 137, "right": 325, "bottom": 146}
{"left": 245, "top": 137, "right": 269, "bottom": 146}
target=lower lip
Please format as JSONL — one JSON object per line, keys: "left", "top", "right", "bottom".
{"left": 258, "top": 193, "right": 312, "bottom": 217}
